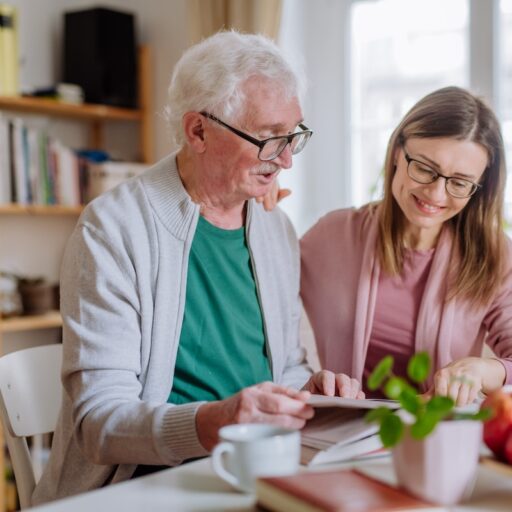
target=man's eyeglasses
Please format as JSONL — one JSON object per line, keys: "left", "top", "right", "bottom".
{"left": 403, "top": 151, "right": 482, "bottom": 199}
{"left": 200, "top": 111, "right": 312, "bottom": 161}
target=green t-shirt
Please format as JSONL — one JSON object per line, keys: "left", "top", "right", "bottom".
{"left": 168, "top": 216, "right": 272, "bottom": 404}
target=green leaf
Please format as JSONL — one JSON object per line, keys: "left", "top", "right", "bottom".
{"left": 365, "top": 407, "right": 392, "bottom": 424}
{"left": 384, "top": 376, "right": 407, "bottom": 400}
{"left": 407, "top": 352, "right": 431, "bottom": 383}
{"left": 425, "top": 396, "right": 454, "bottom": 417}
{"left": 399, "top": 387, "right": 421, "bottom": 415}
{"left": 367, "top": 355, "right": 394, "bottom": 391}
{"left": 379, "top": 414, "right": 404, "bottom": 447}
{"left": 410, "top": 412, "right": 439, "bottom": 439}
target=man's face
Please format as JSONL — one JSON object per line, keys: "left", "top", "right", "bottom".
{"left": 204, "top": 76, "right": 304, "bottom": 203}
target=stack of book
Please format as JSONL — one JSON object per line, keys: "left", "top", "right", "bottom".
{"left": 0, "top": 116, "right": 87, "bottom": 206}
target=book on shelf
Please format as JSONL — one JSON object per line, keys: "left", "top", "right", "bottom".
{"left": 0, "top": 3, "right": 19, "bottom": 96}
{"left": 0, "top": 115, "right": 12, "bottom": 203}
{"left": 301, "top": 395, "right": 398, "bottom": 466}
{"left": 0, "top": 116, "right": 148, "bottom": 207}
{"left": 256, "top": 468, "right": 434, "bottom": 512}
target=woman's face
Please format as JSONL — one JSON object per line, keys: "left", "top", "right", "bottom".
{"left": 391, "top": 137, "right": 488, "bottom": 248}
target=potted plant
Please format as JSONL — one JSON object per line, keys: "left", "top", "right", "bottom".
{"left": 365, "top": 352, "right": 490, "bottom": 506}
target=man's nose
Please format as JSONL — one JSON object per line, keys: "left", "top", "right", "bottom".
{"left": 274, "top": 143, "right": 293, "bottom": 169}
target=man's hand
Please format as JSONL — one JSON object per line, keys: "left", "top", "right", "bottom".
{"left": 256, "top": 180, "right": 291, "bottom": 211}
{"left": 427, "top": 357, "right": 506, "bottom": 406}
{"left": 302, "top": 370, "right": 365, "bottom": 399}
{"left": 195, "top": 382, "right": 313, "bottom": 451}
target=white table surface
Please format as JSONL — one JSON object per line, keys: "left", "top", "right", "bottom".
{"left": 29, "top": 455, "right": 512, "bottom": 512}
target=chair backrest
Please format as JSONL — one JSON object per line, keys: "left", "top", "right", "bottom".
{"left": 0, "top": 344, "right": 63, "bottom": 509}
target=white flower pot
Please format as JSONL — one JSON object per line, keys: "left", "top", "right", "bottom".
{"left": 392, "top": 420, "right": 482, "bottom": 506}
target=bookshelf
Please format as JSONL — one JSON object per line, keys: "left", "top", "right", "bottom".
{"left": 0, "top": 46, "right": 153, "bottom": 512}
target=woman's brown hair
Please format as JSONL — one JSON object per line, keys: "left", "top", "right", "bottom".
{"left": 378, "top": 86, "right": 507, "bottom": 305}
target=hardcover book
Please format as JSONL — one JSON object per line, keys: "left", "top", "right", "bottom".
{"left": 0, "top": 3, "right": 19, "bottom": 96}
{"left": 256, "top": 468, "right": 434, "bottom": 512}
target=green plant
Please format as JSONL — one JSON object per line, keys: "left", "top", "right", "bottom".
{"left": 365, "top": 351, "right": 490, "bottom": 447}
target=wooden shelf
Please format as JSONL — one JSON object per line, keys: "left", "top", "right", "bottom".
{"left": 0, "top": 311, "right": 62, "bottom": 333}
{"left": 0, "top": 95, "right": 142, "bottom": 122}
{"left": 0, "top": 204, "right": 83, "bottom": 215}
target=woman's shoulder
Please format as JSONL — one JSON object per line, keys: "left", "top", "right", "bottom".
{"left": 302, "top": 202, "right": 379, "bottom": 239}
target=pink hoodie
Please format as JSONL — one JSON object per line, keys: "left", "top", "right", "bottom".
{"left": 300, "top": 204, "right": 512, "bottom": 391}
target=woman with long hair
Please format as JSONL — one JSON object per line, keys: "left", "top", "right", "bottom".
{"left": 300, "top": 86, "right": 512, "bottom": 405}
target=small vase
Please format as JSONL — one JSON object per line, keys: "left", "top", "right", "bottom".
{"left": 392, "top": 420, "right": 482, "bottom": 506}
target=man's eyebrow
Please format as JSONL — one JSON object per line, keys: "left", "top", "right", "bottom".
{"left": 258, "top": 120, "right": 305, "bottom": 133}
{"left": 413, "top": 152, "right": 478, "bottom": 180}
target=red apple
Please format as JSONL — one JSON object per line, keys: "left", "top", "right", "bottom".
{"left": 504, "top": 431, "right": 512, "bottom": 464}
{"left": 482, "top": 389, "right": 512, "bottom": 461}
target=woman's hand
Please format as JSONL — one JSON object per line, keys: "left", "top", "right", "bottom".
{"left": 428, "top": 357, "right": 506, "bottom": 406}
{"left": 256, "top": 180, "right": 291, "bottom": 211}
{"left": 302, "top": 370, "right": 365, "bottom": 399}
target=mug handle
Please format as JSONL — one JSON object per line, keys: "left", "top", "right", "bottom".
{"left": 211, "top": 442, "right": 240, "bottom": 488}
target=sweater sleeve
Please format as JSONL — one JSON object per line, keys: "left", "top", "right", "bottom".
{"left": 60, "top": 222, "right": 208, "bottom": 466}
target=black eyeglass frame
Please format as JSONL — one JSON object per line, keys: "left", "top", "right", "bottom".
{"left": 403, "top": 151, "right": 482, "bottom": 199}
{"left": 200, "top": 111, "right": 312, "bottom": 161}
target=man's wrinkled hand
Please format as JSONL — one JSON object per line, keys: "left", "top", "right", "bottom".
{"left": 195, "top": 381, "right": 314, "bottom": 451}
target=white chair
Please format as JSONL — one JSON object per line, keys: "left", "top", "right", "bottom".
{"left": 0, "top": 344, "right": 63, "bottom": 509}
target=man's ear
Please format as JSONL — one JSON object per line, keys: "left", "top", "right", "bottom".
{"left": 182, "top": 112, "right": 207, "bottom": 153}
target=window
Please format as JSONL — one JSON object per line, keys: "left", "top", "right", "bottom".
{"left": 500, "top": 0, "right": 512, "bottom": 229}
{"left": 350, "top": 0, "right": 469, "bottom": 206}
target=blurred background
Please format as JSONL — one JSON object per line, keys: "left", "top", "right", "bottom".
{"left": 2, "top": 0, "right": 510, "bottom": 236}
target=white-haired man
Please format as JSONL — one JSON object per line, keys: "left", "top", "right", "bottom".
{"left": 33, "top": 31, "right": 363, "bottom": 505}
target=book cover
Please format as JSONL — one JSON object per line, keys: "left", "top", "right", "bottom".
{"left": 0, "top": 4, "right": 19, "bottom": 96}
{"left": 12, "top": 117, "right": 28, "bottom": 203}
{"left": 307, "top": 394, "right": 398, "bottom": 410}
{"left": 256, "top": 469, "right": 435, "bottom": 512}
{"left": 0, "top": 115, "right": 11, "bottom": 203}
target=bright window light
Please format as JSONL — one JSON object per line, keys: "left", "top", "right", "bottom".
{"left": 350, "top": 0, "right": 469, "bottom": 206}
{"left": 500, "top": 0, "right": 512, "bottom": 231}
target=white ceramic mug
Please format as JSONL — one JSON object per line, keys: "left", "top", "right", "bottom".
{"left": 211, "top": 423, "right": 300, "bottom": 493}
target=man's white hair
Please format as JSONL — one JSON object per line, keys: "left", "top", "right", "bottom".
{"left": 165, "top": 30, "right": 306, "bottom": 148}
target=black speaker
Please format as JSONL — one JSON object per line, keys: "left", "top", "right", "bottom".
{"left": 63, "top": 7, "right": 138, "bottom": 108}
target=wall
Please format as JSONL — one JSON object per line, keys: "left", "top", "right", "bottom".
{"left": 278, "top": 0, "right": 352, "bottom": 235}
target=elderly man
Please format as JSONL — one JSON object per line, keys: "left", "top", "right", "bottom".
{"left": 33, "top": 31, "right": 362, "bottom": 505}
